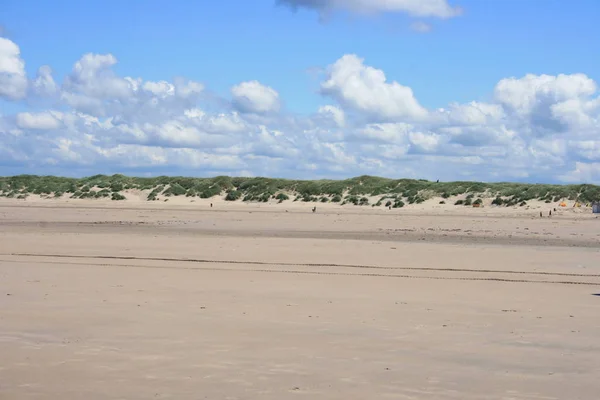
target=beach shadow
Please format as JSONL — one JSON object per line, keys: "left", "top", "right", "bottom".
{"left": 592, "top": 294, "right": 600, "bottom": 297}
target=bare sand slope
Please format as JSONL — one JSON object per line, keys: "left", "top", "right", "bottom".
{"left": 1, "top": 202, "right": 599, "bottom": 399}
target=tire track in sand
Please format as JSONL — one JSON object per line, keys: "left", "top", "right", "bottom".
{"left": 3, "top": 253, "right": 600, "bottom": 286}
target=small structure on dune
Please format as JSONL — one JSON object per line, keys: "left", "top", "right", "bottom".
{"left": 593, "top": 202, "right": 600, "bottom": 214}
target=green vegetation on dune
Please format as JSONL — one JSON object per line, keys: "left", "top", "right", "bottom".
{"left": 0, "top": 174, "right": 599, "bottom": 206}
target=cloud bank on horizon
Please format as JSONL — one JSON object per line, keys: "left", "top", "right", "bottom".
{"left": 0, "top": 1, "right": 599, "bottom": 183}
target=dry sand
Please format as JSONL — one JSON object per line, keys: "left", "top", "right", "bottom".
{"left": 1, "top": 199, "right": 599, "bottom": 399}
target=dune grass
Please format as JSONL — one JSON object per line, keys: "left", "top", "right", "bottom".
{"left": 0, "top": 174, "right": 598, "bottom": 206}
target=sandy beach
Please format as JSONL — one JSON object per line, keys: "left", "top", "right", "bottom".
{"left": 1, "top": 199, "right": 599, "bottom": 399}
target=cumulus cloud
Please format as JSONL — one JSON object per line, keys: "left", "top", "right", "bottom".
{"left": 32, "top": 65, "right": 58, "bottom": 97}
{"left": 321, "top": 54, "right": 428, "bottom": 122}
{"left": 494, "top": 73, "right": 598, "bottom": 136}
{"left": 1, "top": 36, "right": 599, "bottom": 183}
{"left": 278, "top": 0, "right": 462, "bottom": 18}
{"left": 231, "top": 80, "right": 281, "bottom": 114}
{"left": 16, "top": 111, "right": 63, "bottom": 130}
{"left": 0, "top": 37, "right": 28, "bottom": 100}
{"left": 64, "top": 53, "right": 133, "bottom": 100}
{"left": 318, "top": 105, "right": 345, "bottom": 127}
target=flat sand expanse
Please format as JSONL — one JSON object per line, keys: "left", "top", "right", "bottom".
{"left": 1, "top": 201, "right": 599, "bottom": 399}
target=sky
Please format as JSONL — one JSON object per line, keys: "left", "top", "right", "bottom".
{"left": 1, "top": 0, "right": 599, "bottom": 182}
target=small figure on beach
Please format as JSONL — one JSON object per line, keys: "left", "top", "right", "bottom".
{"left": 540, "top": 211, "right": 543, "bottom": 217}
{"left": 210, "top": 203, "right": 213, "bottom": 208}
{"left": 549, "top": 210, "right": 552, "bottom": 217}
{"left": 312, "top": 206, "right": 316, "bottom": 213}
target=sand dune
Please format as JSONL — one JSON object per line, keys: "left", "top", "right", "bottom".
{"left": 1, "top": 200, "right": 599, "bottom": 399}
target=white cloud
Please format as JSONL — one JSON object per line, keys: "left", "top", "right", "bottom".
{"left": 321, "top": 54, "right": 428, "bottom": 122}
{"left": 173, "top": 78, "right": 204, "bottom": 99}
{"left": 142, "top": 80, "right": 175, "bottom": 97}
{"left": 32, "top": 65, "right": 58, "bottom": 96}
{"left": 318, "top": 105, "right": 345, "bottom": 127}
{"left": 231, "top": 80, "right": 281, "bottom": 114}
{"left": 16, "top": 111, "right": 62, "bottom": 130}
{"left": 443, "top": 102, "right": 505, "bottom": 126}
{"left": 278, "top": 0, "right": 462, "bottom": 18}
{"left": 0, "top": 37, "right": 28, "bottom": 100}
{"left": 494, "top": 74, "right": 598, "bottom": 135}
{"left": 358, "top": 122, "right": 412, "bottom": 143}
{"left": 1, "top": 36, "right": 600, "bottom": 183}
{"left": 65, "top": 53, "right": 133, "bottom": 99}
{"left": 495, "top": 74, "right": 597, "bottom": 115}
{"left": 559, "top": 162, "right": 600, "bottom": 183}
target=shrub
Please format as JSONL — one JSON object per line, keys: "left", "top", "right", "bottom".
{"left": 331, "top": 195, "right": 342, "bottom": 203}
{"left": 199, "top": 186, "right": 221, "bottom": 198}
{"left": 439, "top": 201, "right": 446, "bottom": 204}
{"left": 111, "top": 193, "right": 126, "bottom": 201}
{"left": 110, "top": 182, "right": 124, "bottom": 192}
{"left": 320, "top": 196, "right": 329, "bottom": 203}
{"left": 345, "top": 195, "right": 359, "bottom": 205}
{"left": 441, "top": 192, "right": 450, "bottom": 199}
{"left": 359, "top": 197, "right": 369, "bottom": 206}
{"left": 385, "top": 200, "right": 392, "bottom": 207}
{"left": 454, "top": 199, "right": 464, "bottom": 205}
{"left": 491, "top": 197, "right": 503, "bottom": 206}
{"left": 97, "top": 189, "right": 111, "bottom": 198}
{"left": 473, "top": 198, "right": 483, "bottom": 205}
{"left": 225, "top": 190, "right": 242, "bottom": 201}
{"left": 393, "top": 199, "right": 405, "bottom": 208}
{"left": 275, "top": 193, "right": 289, "bottom": 201}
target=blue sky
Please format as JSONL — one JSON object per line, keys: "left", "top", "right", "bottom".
{"left": 1, "top": 0, "right": 599, "bottom": 182}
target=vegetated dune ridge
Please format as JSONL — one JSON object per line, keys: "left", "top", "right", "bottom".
{"left": 1, "top": 185, "right": 600, "bottom": 399}
{"left": 1, "top": 174, "right": 599, "bottom": 210}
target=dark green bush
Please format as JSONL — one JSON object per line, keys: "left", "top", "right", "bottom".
{"left": 393, "top": 199, "right": 405, "bottom": 208}
{"left": 225, "top": 190, "right": 242, "bottom": 201}
{"left": 111, "top": 193, "right": 126, "bottom": 201}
